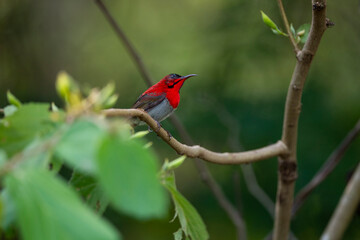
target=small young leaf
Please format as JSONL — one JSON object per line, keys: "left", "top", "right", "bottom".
{"left": 261, "top": 11, "right": 288, "bottom": 37}
{"left": 164, "top": 156, "right": 186, "bottom": 171}
{"left": 97, "top": 134, "right": 168, "bottom": 219}
{"left": 174, "top": 228, "right": 183, "bottom": 240}
{"left": 130, "top": 130, "right": 149, "bottom": 139}
{"left": 6, "top": 91, "right": 22, "bottom": 107}
{"left": 260, "top": 11, "right": 277, "bottom": 30}
{"left": 56, "top": 71, "right": 82, "bottom": 106}
{"left": 297, "top": 23, "right": 311, "bottom": 43}
{"left": 51, "top": 102, "right": 59, "bottom": 112}
{"left": 3, "top": 105, "right": 17, "bottom": 117}
{"left": 290, "top": 23, "right": 296, "bottom": 37}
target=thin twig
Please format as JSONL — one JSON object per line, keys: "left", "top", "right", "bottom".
{"left": 292, "top": 119, "right": 360, "bottom": 216}
{"left": 273, "top": 1, "right": 328, "bottom": 239}
{"left": 104, "top": 108, "right": 288, "bottom": 164}
{"left": 94, "top": 0, "right": 153, "bottom": 86}
{"left": 277, "top": 0, "right": 300, "bottom": 53}
{"left": 196, "top": 160, "right": 247, "bottom": 240}
{"left": 321, "top": 163, "right": 360, "bottom": 240}
{"left": 199, "top": 95, "right": 276, "bottom": 218}
{"left": 241, "top": 165, "right": 275, "bottom": 218}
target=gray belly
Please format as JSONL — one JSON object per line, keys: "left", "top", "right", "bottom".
{"left": 147, "top": 98, "right": 175, "bottom": 122}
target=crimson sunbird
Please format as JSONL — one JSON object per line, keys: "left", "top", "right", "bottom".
{"left": 131, "top": 73, "right": 196, "bottom": 127}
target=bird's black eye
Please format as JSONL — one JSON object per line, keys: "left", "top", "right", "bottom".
{"left": 169, "top": 73, "right": 181, "bottom": 79}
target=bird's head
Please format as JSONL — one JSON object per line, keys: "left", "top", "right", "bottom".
{"left": 161, "top": 73, "right": 197, "bottom": 92}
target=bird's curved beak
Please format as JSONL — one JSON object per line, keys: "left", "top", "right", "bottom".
{"left": 181, "top": 74, "right": 197, "bottom": 80}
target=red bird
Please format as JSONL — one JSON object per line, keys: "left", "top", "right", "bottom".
{"left": 132, "top": 73, "right": 196, "bottom": 127}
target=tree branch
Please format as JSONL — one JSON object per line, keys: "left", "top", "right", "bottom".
{"left": 292, "top": 118, "right": 360, "bottom": 216}
{"left": 103, "top": 108, "right": 288, "bottom": 164}
{"left": 273, "top": 1, "right": 328, "bottom": 239}
{"left": 94, "top": 0, "right": 153, "bottom": 86}
{"left": 277, "top": 0, "right": 300, "bottom": 53}
{"left": 321, "top": 163, "right": 360, "bottom": 240}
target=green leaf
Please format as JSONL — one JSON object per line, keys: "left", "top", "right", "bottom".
{"left": 49, "top": 155, "right": 63, "bottom": 174}
{"left": 0, "top": 189, "right": 16, "bottom": 229}
{"left": 297, "top": 23, "right": 310, "bottom": 43}
{"left": 0, "top": 149, "right": 7, "bottom": 168}
{"left": 130, "top": 130, "right": 149, "bottom": 139}
{"left": 6, "top": 169, "right": 120, "bottom": 240}
{"left": 69, "top": 171, "right": 109, "bottom": 215}
{"left": 96, "top": 83, "right": 119, "bottom": 109}
{"left": 97, "top": 134, "right": 168, "bottom": 219}
{"left": 174, "top": 228, "right": 183, "bottom": 240}
{"left": 16, "top": 138, "right": 52, "bottom": 170}
{"left": 55, "top": 119, "right": 105, "bottom": 174}
{"left": 260, "top": 11, "right": 277, "bottom": 30}
{"left": 260, "top": 11, "right": 288, "bottom": 37}
{"left": 290, "top": 23, "right": 296, "bottom": 37}
{"left": 0, "top": 103, "right": 53, "bottom": 157}
{"left": 6, "top": 91, "right": 22, "bottom": 107}
{"left": 163, "top": 156, "right": 186, "bottom": 171}
{"left": 3, "top": 105, "right": 17, "bottom": 117}
{"left": 163, "top": 173, "right": 209, "bottom": 240}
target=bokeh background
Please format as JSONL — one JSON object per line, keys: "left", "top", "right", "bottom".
{"left": 1, "top": 0, "right": 359, "bottom": 239}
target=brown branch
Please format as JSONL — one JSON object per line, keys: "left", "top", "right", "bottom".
{"left": 277, "top": 0, "right": 300, "bottom": 53}
{"left": 321, "top": 163, "right": 360, "bottom": 240}
{"left": 292, "top": 119, "right": 360, "bottom": 216}
{"left": 104, "top": 108, "right": 288, "bottom": 164}
{"left": 273, "top": 1, "right": 328, "bottom": 239}
{"left": 94, "top": 0, "right": 153, "bottom": 86}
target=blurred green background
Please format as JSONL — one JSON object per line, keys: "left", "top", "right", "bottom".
{"left": 1, "top": 0, "right": 359, "bottom": 239}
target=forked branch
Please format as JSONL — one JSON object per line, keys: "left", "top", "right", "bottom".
{"left": 273, "top": 1, "right": 328, "bottom": 239}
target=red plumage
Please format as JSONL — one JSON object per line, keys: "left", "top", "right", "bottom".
{"left": 132, "top": 73, "right": 196, "bottom": 125}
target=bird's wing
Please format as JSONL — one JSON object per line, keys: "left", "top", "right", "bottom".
{"left": 132, "top": 93, "right": 166, "bottom": 112}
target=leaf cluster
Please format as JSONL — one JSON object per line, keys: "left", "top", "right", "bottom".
{"left": 0, "top": 73, "right": 209, "bottom": 240}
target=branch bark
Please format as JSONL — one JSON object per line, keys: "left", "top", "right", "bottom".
{"left": 321, "top": 163, "right": 360, "bottom": 240}
{"left": 273, "top": 1, "right": 328, "bottom": 239}
{"left": 103, "top": 108, "right": 288, "bottom": 164}
{"left": 292, "top": 119, "right": 360, "bottom": 216}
